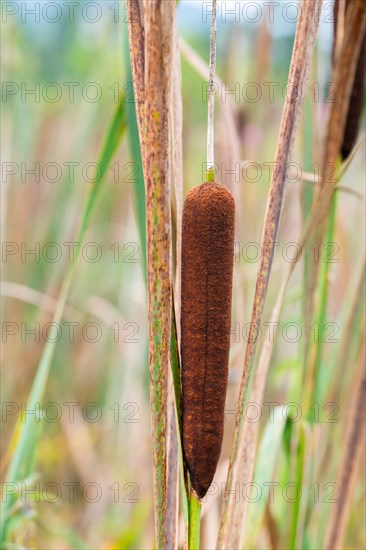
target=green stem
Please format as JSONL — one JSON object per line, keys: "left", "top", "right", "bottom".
{"left": 288, "top": 424, "right": 306, "bottom": 549}
{"left": 312, "top": 190, "right": 337, "bottom": 407}
{"left": 170, "top": 311, "right": 189, "bottom": 529}
{"left": 300, "top": 190, "right": 337, "bottom": 548}
{"left": 206, "top": 167, "right": 215, "bottom": 183}
{"left": 300, "top": 86, "right": 315, "bottom": 399}
{"left": 189, "top": 492, "right": 202, "bottom": 550}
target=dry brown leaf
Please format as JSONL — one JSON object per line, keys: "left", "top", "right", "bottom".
{"left": 324, "top": 341, "right": 366, "bottom": 549}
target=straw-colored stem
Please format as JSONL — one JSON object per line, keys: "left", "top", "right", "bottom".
{"left": 206, "top": 0, "right": 217, "bottom": 172}
{"left": 216, "top": 2, "right": 323, "bottom": 546}
{"left": 324, "top": 342, "right": 366, "bottom": 549}
{"left": 127, "top": 2, "right": 176, "bottom": 547}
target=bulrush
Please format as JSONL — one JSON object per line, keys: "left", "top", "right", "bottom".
{"left": 334, "top": 0, "right": 366, "bottom": 159}
{"left": 181, "top": 182, "right": 235, "bottom": 499}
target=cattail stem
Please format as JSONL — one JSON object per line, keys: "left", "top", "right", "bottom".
{"left": 205, "top": 166, "right": 215, "bottom": 182}
{"left": 206, "top": 0, "right": 217, "bottom": 173}
{"left": 189, "top": 492, "right": 202, "bottom": 549}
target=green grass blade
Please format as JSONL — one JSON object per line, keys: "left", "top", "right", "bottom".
{"left": 311, "top": 191, "right": 337, "bottom": 406}
{"left": 189, "top": 493, "right": 201, "bottom": 550}
{"left": 170, "top": 308, "right": 182, "bottom": 424}
{"left": 170, "top": 308, "right": 189, "bottom": 527}
{"left": 301, "top": 72, "right": 316, "bottom": 391}
{"left": 288, "top": 424, "right": 307, "bottom": 549}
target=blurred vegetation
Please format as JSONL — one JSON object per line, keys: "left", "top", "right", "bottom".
{"left": 1, "top": 1, "right": 365, "bottom": 549}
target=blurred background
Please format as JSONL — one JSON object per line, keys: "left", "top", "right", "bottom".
{"left": 1, "top": 0, "right": 365, "bottom": 548}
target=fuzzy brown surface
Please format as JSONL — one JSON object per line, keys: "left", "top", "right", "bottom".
{"left": 341, "top": 35, "right": 366, "bottom": 159}
{"left": 181, "top": 182, "right": 235, "bottom": 499}
{"left": 334, "top": 0, "right": 366, "bottom": 160}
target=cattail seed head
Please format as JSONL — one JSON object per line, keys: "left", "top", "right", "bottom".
{"left": 333, "top": 0, "right": 366, "bottom": 160}
{"left": 181, "top": 182, "right": 235, "bottom": 499}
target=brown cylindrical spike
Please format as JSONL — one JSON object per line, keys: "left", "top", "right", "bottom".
{"left": 333, "top": 0, "right": 366, "bottom": 160}
{"left": 341, "top": 37, "right": 366, "bottom": 160}
{"left": 181, "top": 182, "right": 235, "bottom": 499}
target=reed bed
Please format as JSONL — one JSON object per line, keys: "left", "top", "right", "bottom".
{"left": 1, "top": 1, "right": 365, "bottom": 548}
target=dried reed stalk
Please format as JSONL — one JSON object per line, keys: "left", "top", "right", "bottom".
{"left": 334, "top": 0, "right": 366, "bottom": 160}
{"left": 127, "top": 1, "right": 176, "bottom": 547}
{"left": 228, "top": 6, "right": 365, "bottom": 543}
{"left": 237, "top": 4, "right": 365, "bottom": 545}
{"left": 180, "top": 37, "right": 241, "bottom": 205}
{"left": 216, "top": 2, "right": 323, "bottom": 547}
{"left": 166, "top": 8, "right": 183, "bottom": 548}
{"left": 315, "top": 0, "right": 366, "bottom": 223}
{"left": 331, "top": 258, "right": 366, "bottom": 406}
{"left": 323, "top": 341, "right": 366, "bottom": 549}
{"left": 171, "top": 11, "right": 184, "bottom": 345}
{"left": 236, "top": 5, "right": 366, "bottom": 546}
{"left": 305, "top": 0, "right": 366, "bottom": 407}
{"left": 126, "top": 0, "right": 145, "bottom": 146}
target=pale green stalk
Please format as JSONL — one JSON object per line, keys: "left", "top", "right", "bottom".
{"left": 189, "top": 493, "right": 202, "bottom": 550}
